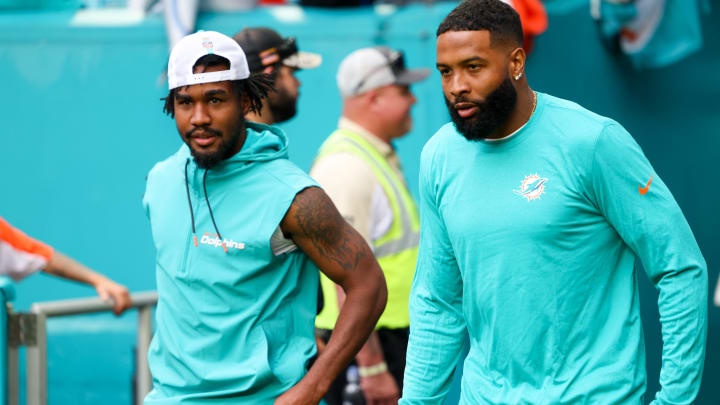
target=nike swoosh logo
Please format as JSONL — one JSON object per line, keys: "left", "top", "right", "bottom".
{"left": 639, "top": 175, "right": 653, "bottom": 195}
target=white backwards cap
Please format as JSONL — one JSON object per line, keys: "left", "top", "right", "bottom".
{"left": 168, "top": 30, "right": 250, "bottom": 90}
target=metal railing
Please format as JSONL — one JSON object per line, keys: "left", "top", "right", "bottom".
{"left": 1, "top": 278, "right": 15, "bottom": 405}
{"left": 5, "top": 291, "right": 157, "bottom": 405}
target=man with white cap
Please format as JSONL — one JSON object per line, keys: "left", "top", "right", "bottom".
{"left": 311, "top": 46, "right": 429, "bottom": 405}
{"left": 233, "top": 27, "right": 322, "bottom": 125}
{"left": 143, "top": 31, "right": 387, "bottom": 404}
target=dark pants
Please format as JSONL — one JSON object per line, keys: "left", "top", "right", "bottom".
{"left": 317, "top": 327, "right": 409, "bottom": 405}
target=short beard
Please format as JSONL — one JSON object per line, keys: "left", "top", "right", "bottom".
{"left": 185, "top": 123, "right": 245, "bottom": 169}
{"left": 445, "top": 76, "right": 517, "bottom": 141}
{"left": 268, "top": 87, "right": 297, "bottom": 124}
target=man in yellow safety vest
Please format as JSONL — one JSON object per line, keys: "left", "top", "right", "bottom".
{"left": 311, "top": 46, "right": 429, "bottom": 405}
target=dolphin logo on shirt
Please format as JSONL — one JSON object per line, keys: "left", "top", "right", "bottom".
{"left": 514, "top": 174, "right": 548, "bottom": 201}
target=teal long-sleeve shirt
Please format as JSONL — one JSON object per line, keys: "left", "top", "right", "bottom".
{"left": 401, "top": 93, "right": 707, "bottom": 405}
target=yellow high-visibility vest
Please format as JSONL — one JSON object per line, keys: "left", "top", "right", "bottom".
{"left": 314, "top": 129, "right": 419, "bottom": 330}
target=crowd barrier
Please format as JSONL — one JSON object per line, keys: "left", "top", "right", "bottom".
{"left": 1, "top": 289, "right": 157, "bottom": 405}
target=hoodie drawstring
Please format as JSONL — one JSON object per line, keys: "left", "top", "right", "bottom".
{"left": 184, "top": 159, "right": 198, "bottom": 247}
{"left": 203, "top": 169, "right": 228, "bottom": 253}
{"left": 184, "top": 159, "right": 227, "bottom": 253}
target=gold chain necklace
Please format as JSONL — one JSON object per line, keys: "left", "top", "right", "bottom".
{"left": 530, "top": 91, "right": 537, "bottom": 116}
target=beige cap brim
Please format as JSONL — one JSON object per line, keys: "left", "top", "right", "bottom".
{"left": 283, "top": 51, "right": 322, "bottom": 70}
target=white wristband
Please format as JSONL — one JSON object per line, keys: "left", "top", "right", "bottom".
{"left": 358, "top": 361, "right": 388, "bottom": 378}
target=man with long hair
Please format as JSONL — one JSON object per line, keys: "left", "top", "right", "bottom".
{"left": 144, "top": 31, "right": 386, "bottom": 404}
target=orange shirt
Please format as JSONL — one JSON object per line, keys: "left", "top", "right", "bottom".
{"left": 0, "top": 216, "right": 53, "bottom": 281}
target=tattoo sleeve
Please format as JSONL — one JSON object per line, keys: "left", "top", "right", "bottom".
{"left": 290, "top": 187, "right": 370, "bottom": 272}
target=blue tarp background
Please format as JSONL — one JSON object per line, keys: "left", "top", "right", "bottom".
{"left": 0, "top": 1, "right": 717, "bottom": 403}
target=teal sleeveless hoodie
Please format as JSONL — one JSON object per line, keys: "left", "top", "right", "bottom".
{"left": 143, "top": 122, "right": 319, "bottom": 404}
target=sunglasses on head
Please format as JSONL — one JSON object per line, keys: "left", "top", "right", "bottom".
{"left": 275, "top": 37, "right": 299, "bottom": 60}
{"left": 353, "top": 47, "right": 406, "bottom": 94}
{"left": 248, "top": 37, "right": 300, "bottom": 71}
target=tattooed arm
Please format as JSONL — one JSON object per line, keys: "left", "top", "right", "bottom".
{"left": 277, "top": 186, "right": 387, "bottom": 405}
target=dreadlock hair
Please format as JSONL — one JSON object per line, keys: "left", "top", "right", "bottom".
{"left": 437, "top": 0, "right": 524, "bottom": 48}
{"left": 162, "top": 54, "right": 274, "bottom": 118}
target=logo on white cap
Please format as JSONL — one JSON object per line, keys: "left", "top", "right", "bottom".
{"left": 168, "top": 31, "right": 250, "bottom": 90}
{"left": 202, "top": 39, "right": 214, "bottom": 52}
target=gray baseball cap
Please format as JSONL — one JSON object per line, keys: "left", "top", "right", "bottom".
{"left": 337, "top": 46, "right": 430, "bottom": 98}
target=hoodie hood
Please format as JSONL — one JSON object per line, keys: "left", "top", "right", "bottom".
{"left": 181, "top": 121, "right": 290, "bottom": 171}
{"left": 228, "top": 121, "right": 289, "bottom": 164}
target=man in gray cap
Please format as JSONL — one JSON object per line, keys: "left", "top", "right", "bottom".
{"left": 311, "top": 46, "right": 429, "bottom": 405}
{"left": 233, "top": 27, "right": 321, "bottom": 125}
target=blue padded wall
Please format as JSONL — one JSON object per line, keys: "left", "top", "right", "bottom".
{"left": 0, "top": 2, "right": 717, "bottom": 403}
